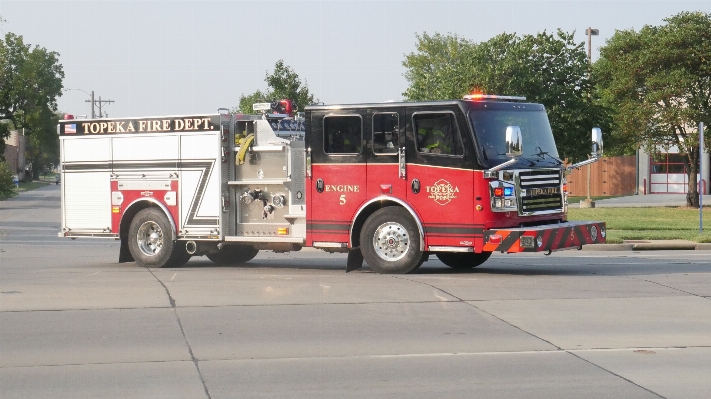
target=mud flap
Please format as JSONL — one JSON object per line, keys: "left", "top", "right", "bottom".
{"left": 346, "top": 248, "right": 363, "bottom": 272}
{"left": 118, "top": 237, "right": 135, "bottom": 263}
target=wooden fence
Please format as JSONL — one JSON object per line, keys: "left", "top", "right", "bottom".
{"left": 566, "top": 156, "right": 636, "bottom": 197}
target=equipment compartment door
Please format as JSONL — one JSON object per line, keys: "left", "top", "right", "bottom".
{"left": 306, "top": 112, "right": 367, "bottom": 246}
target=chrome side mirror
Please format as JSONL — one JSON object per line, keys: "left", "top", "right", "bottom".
{"left": 567, "top": 127, "right": 604, "bottom": 171}
{"left": 505, "top": 126, "right": 523, "bottom": 157}
{"left": 592, "top": 127, "right": 603, "bottom": 158}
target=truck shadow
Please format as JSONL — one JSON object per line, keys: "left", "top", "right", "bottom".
{"left": 176, "top": 257, "right": 710, "bottom": 277}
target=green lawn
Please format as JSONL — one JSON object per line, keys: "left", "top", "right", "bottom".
{"left": 568, "top": 207, "right": 711, "bottom": 243}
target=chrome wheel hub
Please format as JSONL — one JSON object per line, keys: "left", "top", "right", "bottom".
{"left": 373, "top": 222, "right": 410, "bottom": 261}
{"left": 137, "top": 221, "right": 163, "bottom": 257}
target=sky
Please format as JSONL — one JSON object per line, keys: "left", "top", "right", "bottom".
{"left": 2, "top": 1, "right": 710, "bottom": 118}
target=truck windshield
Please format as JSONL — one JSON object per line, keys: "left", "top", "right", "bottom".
{"left": 469, "top": 106, "right": 560, "bottom": 169}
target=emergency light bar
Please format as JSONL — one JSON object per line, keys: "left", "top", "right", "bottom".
{"left": 463, "top": 94, "right": 527, "bottom": 102}
{"left": 253, "top": 103, "right": 272, "bottom": 111}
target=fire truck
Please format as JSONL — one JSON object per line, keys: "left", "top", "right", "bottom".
{"left": 57, "top": 95, "right": 606, "bottom": 274}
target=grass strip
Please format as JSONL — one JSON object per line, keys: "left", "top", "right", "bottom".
{"left": 568, "top": 207, "right": 711, "bottom": 243}
{"left": 0, "top": 181, "right": 52, "bottom": 200}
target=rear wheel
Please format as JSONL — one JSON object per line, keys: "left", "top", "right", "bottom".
{"left": 128, "top": 208, "right": 176, "bottom": 268}
{"left": 360, "top": 207, "right": 423, "bottom": 274}
{"left": 206, "top": 245, "right": 259, "bottom": 265}
{"left": 167, "top": 244, "right": 192, "bottom": 267}
{"left": 436, "top": 252, "right": 492, "bottom": 269}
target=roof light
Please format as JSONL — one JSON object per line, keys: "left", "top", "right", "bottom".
{"left": 463, "top": 94, "right": 527, "bottom": 102}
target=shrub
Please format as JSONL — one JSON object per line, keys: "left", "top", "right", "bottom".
{"left": 0, "top": 161, "right": 16, "bottom": 195}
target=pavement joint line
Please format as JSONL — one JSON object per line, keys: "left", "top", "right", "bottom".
{"left": 565, "top": 350, "right": 668, "bottom": 399}
{"left": 393, "top": 275, "right": 673, "bottom": 398}
{"left": 0, "top": 359, "right": 195, "bottom": 370}
{"left": 621, "top": 275, "right": 711, "bottom": 301}
{"left": 390, "top": 275, "right": 564, "bottom": 351}
{"left": 146, "top": 268, "right": 212, "bottom": 399}
{"left": 4, "top": 346, "right": 711, "bottom": 369}
{"left": 0, "top": 300, "right": 483, "bottom": 313}
{"left": 0, "top": 294, "right": 693, "bottom": 313}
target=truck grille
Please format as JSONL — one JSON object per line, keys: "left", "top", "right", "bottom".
{"left": 518, "top": 170, "right": 563, "bottom": 214}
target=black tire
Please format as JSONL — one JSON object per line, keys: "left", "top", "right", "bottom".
{"left": 128, "top": 208, "right": 176, "bottom": 268}
{"left": 436, "top": 252, "right": 492, "bottom": 269}
{"left": 360, "top": 206, "right": 423, "bottom": 274}
{"left": 206, "top": 245, "right": 259, "bottom": 265}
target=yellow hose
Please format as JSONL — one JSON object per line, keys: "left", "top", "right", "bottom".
{"left": 236, "top": 134, "right": 255, "bottom": 165}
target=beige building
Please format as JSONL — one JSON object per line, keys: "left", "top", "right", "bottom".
{"left": 3, "top": 130, "right": 27, "bottom": 181}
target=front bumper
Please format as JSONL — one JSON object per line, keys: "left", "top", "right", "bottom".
{"left": 483, "top": 221, "right": 606, "bottom": 253}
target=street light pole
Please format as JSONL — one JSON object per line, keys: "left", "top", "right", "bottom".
{"left": 581, "top": 27, "right": 599, "bottom": 208}
{"left": 586, "top": 27, "right": 599, "bottom": 64}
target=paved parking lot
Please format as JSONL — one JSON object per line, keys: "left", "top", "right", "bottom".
{"left": 1, "top": 185, "right": 710, "bottom": 398}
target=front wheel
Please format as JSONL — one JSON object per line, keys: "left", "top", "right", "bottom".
{"left": 206, "top": 245, "right": 259, "bottom": 265}
{"left": 128, "top": 208, "right": 176, "bottom": 268}
{"left": 436, "top": 252, "right": 492, "bottom": 269}
{"left": 360, "top": 207, "right": 423, "bottom": 274}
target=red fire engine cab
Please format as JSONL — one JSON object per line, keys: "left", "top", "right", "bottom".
{"left": 58, "top": 95, "right": 605, "bottom": 274}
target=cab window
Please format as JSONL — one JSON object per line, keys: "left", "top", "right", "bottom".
{"left": 414, "top": 112, "right": 463, "bottom": 156}
{"left": 324, "top": 115, "right": 361, "bottom": 154}
{"left": 372, "top": 113, "right": 399, "bottom": 155}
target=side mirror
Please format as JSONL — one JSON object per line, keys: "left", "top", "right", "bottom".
{"left": 592, "top": 127, "right": 603, "bottom": 158}
{"left": 505, "top": 126, "right": 523, "bottom": 157}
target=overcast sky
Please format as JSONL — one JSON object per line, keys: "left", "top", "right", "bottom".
{"left": 2, "top": 1, "right": 710, "bottom": 118}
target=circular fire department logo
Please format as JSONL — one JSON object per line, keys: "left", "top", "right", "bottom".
{"left": 426, "top": 179, "right": 459, "bottom": 205}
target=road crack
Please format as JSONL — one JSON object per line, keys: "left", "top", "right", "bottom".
{"left": 147, "top": 268, "right": 211, "bottom": 399}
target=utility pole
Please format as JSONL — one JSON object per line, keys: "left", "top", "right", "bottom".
{"left": 85, "top": 90, "right": 115, "bottom": 119}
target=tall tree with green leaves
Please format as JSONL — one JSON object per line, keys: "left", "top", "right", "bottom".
{"left": 0, "top": 31, "right": 64, "bottom": 178}
{"left": 403, "top": 30, "right": 610, "bottom": 163}
{"left": 237, "top": 60, "right": 317, "bottom": 114}
{"left": 595, "top": 11, "right": 711, "bottom": 207}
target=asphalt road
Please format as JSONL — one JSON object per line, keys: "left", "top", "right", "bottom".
{"left": 1, "top": 185, "right": 710, "bottom": 399}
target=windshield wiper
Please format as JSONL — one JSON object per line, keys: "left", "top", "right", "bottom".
{"left": 519, "top": 157, "right": 537, "bottom": 167}
{"left": 534, "top": 146, "right": 563, "bottom": 165}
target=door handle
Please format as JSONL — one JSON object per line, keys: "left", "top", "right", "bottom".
{"left": 316, "top": 178, "right": 324, "bottom": 193}
{"left": 398, "top": 147, "right": 406, "bottom": 179}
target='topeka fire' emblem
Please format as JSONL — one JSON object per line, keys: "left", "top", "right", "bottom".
{"left": 426, "top": 179, "right": 459, "bottom": 205}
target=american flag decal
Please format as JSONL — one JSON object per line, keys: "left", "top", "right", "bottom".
{"left": 65, "top": 124, "right": 77, "bottom": 134}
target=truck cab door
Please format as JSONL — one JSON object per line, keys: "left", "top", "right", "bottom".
{"left": 306, "top": 111, "right": 367, "bottom": 247}
{"left": 405, "top": 108, "right": 478, "bottom": 249}
{"left": 366, "top": 110, "right": 407, "bottom": 199}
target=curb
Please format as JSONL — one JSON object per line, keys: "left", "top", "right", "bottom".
{"left": 583, "top": 242, "right": 711, "bottom": 251}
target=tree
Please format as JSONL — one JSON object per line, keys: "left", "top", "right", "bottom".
{"left": 236, "top": 60, "right": 317, "bottom": 114}
{"left": 595, "top": 11, "right": 711, "bottom": 207}
{"left": 0, "top": 32, "right": 64, "bottom": 177}
{"left": 402, "top": 31, "right": 610, "bottom": 163}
